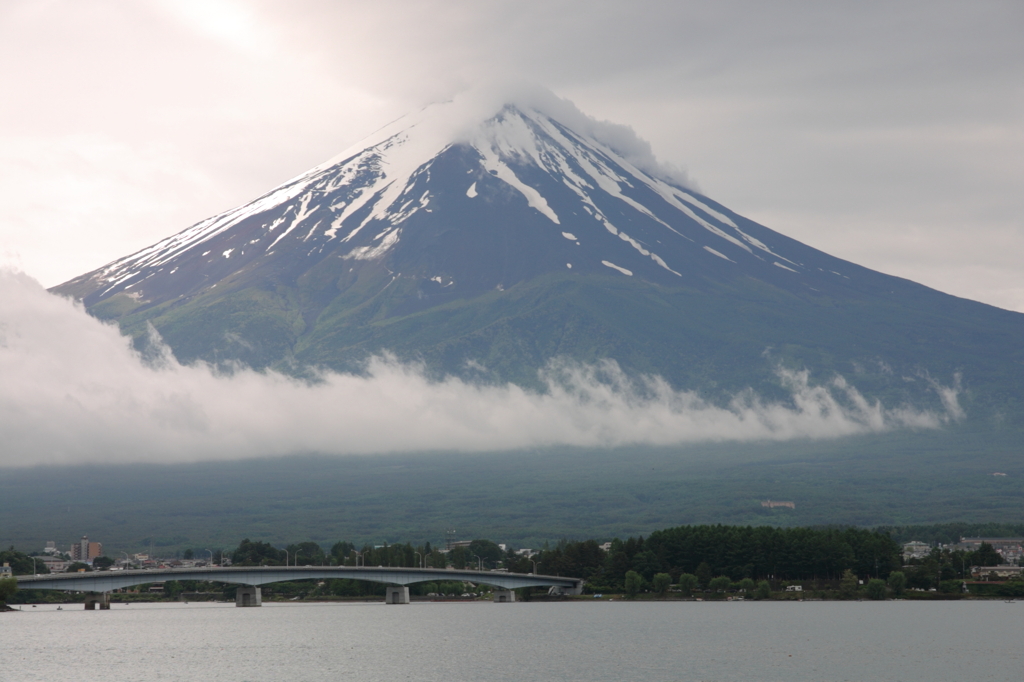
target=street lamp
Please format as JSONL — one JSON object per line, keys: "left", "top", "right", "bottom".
{"left": 353, "top": 551, "right": 363, "bottom": 567}
{"left": 530, "top": 559, "right": 538, "bottom": 575}
{"left": 471, "top": 553, "right": 482, "bottom": 570}
{"left": 205, "top": 549, "right": 213, "bottom": 567}
{"left": 414, "top": 551, "right": 422, "bottom": 569}
{"left": 424, "top": 551, "right": 432, "bottom": 569}
{"left": 121, "top": 552, "right": 130, "bottom": 569}
{"left": 32, "top": 556, "right": 40, "bottom": 576}
{"left": 284, "top": 549, "right": 290, "bottom": 567}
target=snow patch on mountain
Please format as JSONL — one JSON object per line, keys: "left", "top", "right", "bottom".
{"left": 602, "top": 260, "right": 632, "bottom": 276}
{"left": 704, "top": 246, "right": 734, "bottom": 263}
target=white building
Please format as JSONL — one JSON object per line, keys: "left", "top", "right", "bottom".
{"left": 972, "top": 565, "right": 1024, "bottom": 579}
{"left": 902, "top": 541, "right": 931, "bottom": 561}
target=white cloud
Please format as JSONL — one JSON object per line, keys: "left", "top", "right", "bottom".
{"left": 0, "top": 268, "right": 960, "bottom": 467}
{"left": 0, "top": 134, "right": 218, "bottom": 286}
{"left": 153, "top": 0, "right": 271, "bottom": 57}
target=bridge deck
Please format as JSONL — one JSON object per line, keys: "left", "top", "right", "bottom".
{"left": 15, "top": 566, "right": 581, "bottom": 594}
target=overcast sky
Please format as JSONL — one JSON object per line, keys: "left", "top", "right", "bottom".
{"left": 1, "top": 0, "right": 1022, "bottom": 311}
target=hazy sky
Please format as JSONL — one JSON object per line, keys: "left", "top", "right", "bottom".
{"left": 1, "top": 0, "right": 1022, "bottom": 311}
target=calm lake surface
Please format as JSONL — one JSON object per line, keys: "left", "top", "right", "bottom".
{"left": 4, "top": 600, "right": 1022, "bottom": 681}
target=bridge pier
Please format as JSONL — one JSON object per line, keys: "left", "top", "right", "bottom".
{"left": 493, "top": 589, "right": 516, "bottom": 603}
{"left": 84, "top": 593, "right": 110, "bottom": 610}
{"left": 385, "top": 586, "right": 410, "bottom": 604}
{"left": 235, "top": 586, "right": 262, "bottom": 607}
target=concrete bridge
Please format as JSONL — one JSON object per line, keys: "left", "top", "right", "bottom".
{"left": 15, "top": 566, "right": 582, "bottom": 607}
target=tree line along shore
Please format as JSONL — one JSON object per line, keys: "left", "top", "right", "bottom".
{"left": 4, "top": 523, "right": 1023, "bottom": 606}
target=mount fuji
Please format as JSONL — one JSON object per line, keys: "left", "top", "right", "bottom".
{"left": 54, "top": 89, "right": 1024, "bottom": 419}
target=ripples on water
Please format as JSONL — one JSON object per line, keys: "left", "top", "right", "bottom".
{"left": 5, "top": 600, "right": 1022, "bottom": 681}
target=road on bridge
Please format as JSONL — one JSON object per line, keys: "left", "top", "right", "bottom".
{"left": 15, "top": 565, "right": 583, "bottom": 607}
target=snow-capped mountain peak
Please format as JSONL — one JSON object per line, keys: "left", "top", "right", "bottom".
{"left": 52, "top": 87, "right": 1022, "bottom": 426}
{"left": 69, "top": 88, "right": 815, "bottom": 308}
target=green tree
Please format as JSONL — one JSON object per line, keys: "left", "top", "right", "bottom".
{"left": 630, "top": 549, "right": 660, "bottom": 581}
{"left": 92, "top": 556, "right": 115, "bottom": 570}
{"left": 865, "top": 579, "right": 888, "bottom": 600}
{"left": 998, "top": 580, "right": 1024, "bottom": 598}
{"left": 755, "top": 580, "right": 771, "bottom": 600}
{"left": 938, "top": 579, "right": 962, "bottom": 594}
{"left": 605, "top": 550, "right": 631, "bottom": 589}
{"left": 231, "top": 539, "right": 284, "bottom": 566}
{"left": 906, "top": 565, "right": 935, "bottom": 590}
{"left": 652, "top": 573, "right": 671, "bottom": 596}
{"left": 330, "top": 541, "right": 355, "bottom": 565}
{"left": 288, "top": 541, "right": 326, "bottom": 566}
{"left": 66, "top": 562, "right": 92, "bottom": 573}
{"left": 0, "top": 576, "right": 17, "bottom": 604}
{"left": 624, "top": 570, "right": 643, "bottom": 599}
{"left": 695, "top": 561, "right": 712, "bottom": 589}
{"left": 0, "top": 548, "right": 48, "bottom": 576}
{"left": 677, "top": 573, "right": 698, "bottom": 596}
{"left": 468, "top": 540, "right": 503, "bottom": 567}
{"left": 972, "top": 542, "right": 1001, "bottom": 567}
{"left": 450, "top": 546, "right": 468, "bottom": 570}
{"left": 427, "top": 550, "right": 447, "bottom": 569}
{"left": 839, "top": 569, "right": 859, "bottom": 599}
{"left": 887, "top": 570, "right": 906, "bottom": 596}
{"left": 182, "top": 549, "right": 194, "bottom": 560}
{"left": 739, "top": 578, "right": 756, "bottom": 593}
{"left": 709, "top": 576, "right": 731, "bottom": 593}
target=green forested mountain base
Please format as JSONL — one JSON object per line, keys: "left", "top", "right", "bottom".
{"left": 2, "top": 424, "right": 1021, "bottom": 555}
{"left": 90, "top": 270, "right": 1024, "bottom": 419}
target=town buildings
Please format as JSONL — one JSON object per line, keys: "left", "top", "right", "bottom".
{"left": 70, "top": 536, "right": 103, "bottom": 562}
{"left": 954, "top": 537, "right": 1023, "bottom": 565}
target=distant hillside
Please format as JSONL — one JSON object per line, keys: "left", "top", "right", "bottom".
{"left": 2, "top": 425, "right": 1022, "bottom": 554}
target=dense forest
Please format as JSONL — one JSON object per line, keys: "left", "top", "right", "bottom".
{"left": 227, "top": 525, "right": 903, "bottom": 594}
{"left": 5, "top": 427, "right": 1024, "bottom": 555}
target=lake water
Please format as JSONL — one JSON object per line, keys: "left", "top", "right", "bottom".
{"left": 4, "top": 600, "right": 1022, "bottom": 681}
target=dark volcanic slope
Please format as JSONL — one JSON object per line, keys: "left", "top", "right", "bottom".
{"left": 53, "top": 100, "right": 1024, "bottom": 418}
